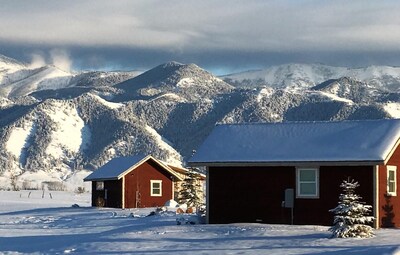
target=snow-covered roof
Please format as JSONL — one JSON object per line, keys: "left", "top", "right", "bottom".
{"left": 84, "top": 155, "right": 184, "bottom": 181}
{"left": 189, "top": 119, "right": 400, "bottom": 166}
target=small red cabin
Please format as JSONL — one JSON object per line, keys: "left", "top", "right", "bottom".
{"left": 189, "top": 119, "right": 400, "bottom": 228}
{"left": 84, "top": 155, "right": 186, "bottom": 208}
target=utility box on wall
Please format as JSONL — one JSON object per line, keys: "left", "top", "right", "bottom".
{"left": 284, "top": 188, "right": 294, "bottom": 208}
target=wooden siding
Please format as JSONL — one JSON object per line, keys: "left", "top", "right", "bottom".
{"left": 208, "top": 166, "right": 295, "bottom": 224}
{"left": 124, "top": 159, "right": 174, "bottom": 208}
{"left": 91, "top": 180, "right": 122, "bottom": 208}
{"left": 310, "top": 166, "right": 373, "bottom": 226}
{"left": 380, "top": 142, "right": 400, "bottom": 227}
{"left": 208, "top": 165, "right": 373, "bottom": 226}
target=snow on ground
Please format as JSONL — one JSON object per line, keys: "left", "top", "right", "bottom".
{"left": 177, "top": 77, "right": 195, "bottom": 88}
{"left": 14, "top": 169, "right": 92, "bottom": 192}
{"left": 0, "top": 191, "right": 399, "bottom": 255}
{"left": 89, "top": 93, "right": 125, "bottom": 109}
{"left": 257, "top": 87, "right": 274, "bottom": 102}
{"left": 312, "top": 91, "right": 354, "bottom": 105}
{"left": 384, "top": 102, "right": 400, "bottom": 118}
{"left": 0, "top": 97, "right": 12, "bottom": 107}
{"left": 150, "top": 93, "right": 187, "bottom": 103}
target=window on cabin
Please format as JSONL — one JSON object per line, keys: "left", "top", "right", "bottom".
{"left": 296, "top": 168, "right": 319, "bottom": 198}
{"left": 387, "top": 166, "right": 397, "bottom": 196}
{"left": 150, "top": 180, "right": 162, "bottom": 197}
{"left": 96, "top": 181, "right": 104, "bottom": 191}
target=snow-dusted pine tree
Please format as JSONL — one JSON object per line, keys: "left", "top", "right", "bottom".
{"left": 178, "top": 168, "right": 203, "bottom": 209}
{"left": 329, "top": 179, "right": 375, "bottom": 238}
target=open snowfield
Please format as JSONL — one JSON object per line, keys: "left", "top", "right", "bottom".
{"left": 0, "top": 191, "right": 400, "bottom": 255}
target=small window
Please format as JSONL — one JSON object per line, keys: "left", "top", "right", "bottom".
{"left": 387, "top": 166, "right": 397, "bottom": 196}
{"left": 150, "top": 180, "right": 162, "bottom": 197}
{"left": 96, "top": 181, "right": 104, "bottom": 191}
{"left": 296, "top": 168, "right": 319, "bottom": 198}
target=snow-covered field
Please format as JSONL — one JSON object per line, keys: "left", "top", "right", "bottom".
{"left": 0, "top": 191, "right": 400, "bottom": 255}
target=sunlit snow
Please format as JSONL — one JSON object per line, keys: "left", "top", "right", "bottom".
{"left": 145, "top": 125, "right": 182, "bottom": 166}
{"left": 0, "top": 191, "right": 399, "bottom": 254}
{"left": 257, "top": 87, "right": 274, "bottom": 102}
{"left": 384, "top": 102, "right": 400, "bottom": 118}
{"left": 90, "top": 93, "right": 124, "bottom": 109}
{"left": 315, "top": 91, "right": 354, "bottom": 105}
{"left": 1, "top": 66, "right": 73, "bottom": 98}
{"left": 177, "top": 77, "right": 195, "bottom": 88}
{"left": 44, "top": 101, "right": 91, "bottom": 158}
{"left": 150, "top": 93, "right": 187, "bottom": 103}
{"left": 6, "top": 121, "right": 35, "bottom": 160}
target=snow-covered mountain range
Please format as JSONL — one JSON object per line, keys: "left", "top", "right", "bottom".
{"left": 1, "top": 54, "right": 400, "bottom": 190}
{"left": 0, "top": 54, "right": 141, "bottom": 98}
{"left": 222, "top": 63, "right": 400, "bottom": 91}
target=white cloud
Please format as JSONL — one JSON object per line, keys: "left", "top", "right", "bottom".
{"left": 50, "top": 49, "right": 72, "bottom": 72}
{"left": 0, "top": 1, "right": 399, "bottom": 53}
{"left": 28, "top": 53, "right": 46, "bottom": 69}
{"left": 25, "top": 49, "right": 72, "bottom": 71}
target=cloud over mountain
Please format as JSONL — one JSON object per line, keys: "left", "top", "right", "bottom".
{"left": 1, "top": 1, "right": 400, "bottom": 73}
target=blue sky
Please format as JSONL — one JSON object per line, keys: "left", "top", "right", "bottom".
{"left": 1, "top": 0, "right": 399, "bottom": 75}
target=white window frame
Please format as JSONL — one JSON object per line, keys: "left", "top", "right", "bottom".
{"left": 150, "top": 180, "right": 162, "bottom": 197}
{"left": 296, "top": 168, "right": 319, "bottom": 198}
{"left": 96, "top": 181, "right": 104, "bottom": 191}
{"left": 387, "top": 165, "right": 397, "bottom": 196}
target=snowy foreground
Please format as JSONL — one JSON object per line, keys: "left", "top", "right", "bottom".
{"left": 0, "top": 191, "right": 400, "bottom": 255}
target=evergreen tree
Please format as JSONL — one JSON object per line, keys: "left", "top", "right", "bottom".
{"left": 178, "top": 168, "right": 203, "bottom": 209}
{"left": 329, "top": 179, "right": 375, "bottom": 238}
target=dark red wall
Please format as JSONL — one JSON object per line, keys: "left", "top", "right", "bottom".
{"left": 208, "top": 166, "right": 295, "bottom": 224}
{"left": 91, "top": 180, "right": 122, "bottom": 208}
{"left": 208, "top": 165, "right": 373, "bottom": 226}
{"left": 124, "top": 159, "right": 174, "bottom": 208}
{"left": 380, "top": 143, "right": 400, "bottom": 227}
{"left": 309, "top": 166, "right": 373, "bottom": 226}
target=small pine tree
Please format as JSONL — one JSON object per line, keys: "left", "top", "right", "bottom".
{"left": 329, "top": 179, "right": 375, "bottom": 238}
{"left": 178, "top": 168, "right": 203, "bottom": 209}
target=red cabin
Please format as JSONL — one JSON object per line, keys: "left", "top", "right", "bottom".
{"left": 189, "top": 119, "right": 400, "bottom": 228}
{"left": 84, "top": 155, "right": 186, "bottom": 208}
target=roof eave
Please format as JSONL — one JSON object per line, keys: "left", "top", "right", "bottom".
{"left": 188, "top": 160, "right": 384, "bottom": 167}
{"left": 383, "top": 137, "right": 400, "bottom": 165}
{"left": 84, "top": 177, "right": 119, "bottom": 182}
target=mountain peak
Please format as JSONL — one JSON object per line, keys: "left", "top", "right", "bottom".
{"left": 160, "top": 61, "right": 184, "bottom": 68}
{"left": 113, "top": 61, "right": 232, "bottom": 101}
{"left": 0, "top": 54, "right": 27, "bottom": 70}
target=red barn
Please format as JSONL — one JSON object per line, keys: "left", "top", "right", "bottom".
{"left": 84, "top": 155, "right": 185, "bottom": 208}
{"left": 189, "top": 119, "right": 400, "bottom": 228}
